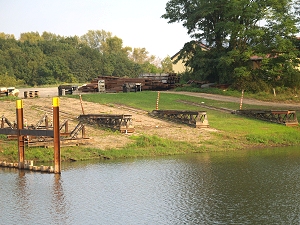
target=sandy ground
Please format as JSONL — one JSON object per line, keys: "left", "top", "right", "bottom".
{"left": 2, "top": 88, "right": 217, "bottom": 150}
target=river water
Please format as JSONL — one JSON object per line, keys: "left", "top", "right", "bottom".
{"left": 1, "top": 146, "right": 300, "bottom": 224}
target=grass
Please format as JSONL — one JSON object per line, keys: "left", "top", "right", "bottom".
{"left": 68, "top": 91, "right": 300, "bottom": 149}
{"left": 68, "top": 91, "right": 225, "bottom": 111}
{"left": 175, "top": 85, "right": 300, "bottom": 103}
{"left": 0, "top": 95, "right": 19, "bottom": 102}
{"left": 1, "top": 90, "right": 300, "bottom": 162}
{"left": 0, "top": 135, "right": 203, "bottom": 163}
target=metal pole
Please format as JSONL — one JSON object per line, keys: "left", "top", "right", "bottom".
{"left": 79, "top": 95, "right": 85, "bottom": 115}
{"left": 239, "top": 90, "right": 244, "bottom": 110}
{"left": 53, "top": 97, "right": 61, "bottom": 174}
{"left": 16, "top": 100, "right": 24, "bottom": 169}
{"left": 156, "top": 91, "right": 160, "bottom": 110}
{"left": 82, "top": 125, "right": 85, "bottom": 138}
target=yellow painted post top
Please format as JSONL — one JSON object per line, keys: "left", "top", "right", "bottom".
{"left": 16, "top": 100, "right": 23, "bottom": 109}
{"left": 52, "top": 97, "right": 60, "bottom": 107}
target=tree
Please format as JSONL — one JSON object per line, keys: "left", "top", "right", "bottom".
{"left": 0, "top": 30, "right": 168, "bottom": 86}
{"left": 41, "top": 31, "right": 63, "bottom": 41}
{"left": 0, "top": 32, "right": 15, "bottom": 40}
{"left": 0, "top": 73, "right": 23, "bottom": 86}
{"left": 162, "top": 0, "right": 300, "bottom": 92}
{"left": 20, "top": 32, "right": 43, "bottom": 43}
{"left": 80, "top": 30, "right": 112, "bottom": 52}
{"left": 130, "top": 48, "right": 149, "bottom": 64}
{"left": 37, "top": 56, "right": 75, "bottom": 85}
{"left": 161, "top": 56, "right": 173, "bottom": 73}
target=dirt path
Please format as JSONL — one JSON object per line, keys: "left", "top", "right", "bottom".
{"left": 163, "top": 91, "right": 300, "bottom": 109}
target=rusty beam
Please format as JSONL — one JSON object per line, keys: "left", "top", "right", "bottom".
{"left": 0, "top": 128, "right": 54, "bottom": 137}
{"left": 235, "top": 109, "right": 298, "bottom": 126}
{"left": 53, "top": 97, "right": 61, "bottom": 174}
{"left": 78, "top": 114, "right": 134, "bottom": 132}
{"left": 16, "top": 100, "right": 24, "bottom": 169}
{"left": 150, "top": 110, "right": 209, "bottom": 128}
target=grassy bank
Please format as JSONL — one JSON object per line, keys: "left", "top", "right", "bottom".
{"left": 0, "top": 91, "right": 299, "bottom": 162}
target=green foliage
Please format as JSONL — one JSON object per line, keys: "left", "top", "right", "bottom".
{"left": 131, "top": 135, "right": 168, "bottom": 148}
{"left": 0, "top": 140, "right": 18, "bottom": 161}
{"left": 0, "top": 134, "right": 7, "bottom": 140}
{"left": 231, "top": 73, "right": 271, "bottom": 93}
{"left": 0, "top": 95, "right": 19, "bottom": 101}
{"left": 246, "top": 129, "right": 300, "bottom": 145}
{"left": 0, "top": 30, "right": 164, "bottom": 86}
{"left": 0, "top": 73, "right": 24, "bottom": 86}
{"left": 161, "top": 56, "right": 173, "bottom": 73}
{"left": 80, "top": 29, "right": 112, "bottom": 51}
{"left": 163, "top": 0, "right": 300, "bottom": 92}
{"left": 25, "top": 147, "right": 54, "bottom": 162}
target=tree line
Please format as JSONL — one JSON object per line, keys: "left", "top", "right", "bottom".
{"left": 0, "top": 30, "right": 173, "bottom": 87}
{"left": 162, "top": 0, "right": 300, "bottom": 93}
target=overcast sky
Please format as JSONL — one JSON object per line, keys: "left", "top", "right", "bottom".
{"left": 0, "top": 0, "right": 192, "bottom": 59}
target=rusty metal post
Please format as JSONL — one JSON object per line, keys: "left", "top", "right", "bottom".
{"left": 16, "top": 100, "right": 25, "bottom": 169}
{"left": 53, "top": 97, "right": 61, "bottom": 174}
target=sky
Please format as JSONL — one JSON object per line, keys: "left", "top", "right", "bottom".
{"left": 0, "top": 0, "right": 192, "bottom": 59}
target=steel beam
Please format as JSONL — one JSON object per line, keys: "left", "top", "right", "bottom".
{"left": 16, "top": 100, "right": 24, "bottom": 169}
{"left": 53, "top": 97, "right": 61, "bottom": 174}
{"left": 150, "top": 110, "right": 209, "bottom": 128}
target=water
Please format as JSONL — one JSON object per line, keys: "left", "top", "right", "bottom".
{"left": 1, "top": 146, "right": 300, "bottom": 224}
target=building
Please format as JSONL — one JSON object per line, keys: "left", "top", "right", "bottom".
{"left": 170, "top": 43, "right": 210, "bottom": 74}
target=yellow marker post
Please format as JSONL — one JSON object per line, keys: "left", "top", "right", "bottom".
{"left": 16, "top": 100, "right": 24, "bottom": 169}
{"left": 52, "top": 97, "right": 61, "bottom": 174}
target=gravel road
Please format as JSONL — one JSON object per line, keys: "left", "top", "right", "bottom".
{"left": 19, "top": 87, "right": 59, "bottom": 98}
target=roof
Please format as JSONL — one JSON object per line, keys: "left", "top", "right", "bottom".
{"left": 170, "top": 42, "right": 210, "bottom": 60}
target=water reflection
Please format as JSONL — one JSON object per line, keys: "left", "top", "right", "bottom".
{"left": 1, "top": 147, "right": 300, "bottom": 224}
{"left": 199, "top": 148, "right": 300, "bottom": 224}
{"left": 51, "top": 174, "right": 68, "bottom": 224}
{"left": 15, "top": 170, "right": 32, "bottom": 223}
